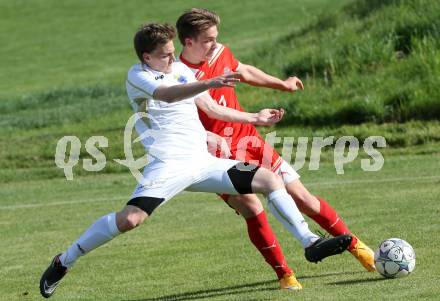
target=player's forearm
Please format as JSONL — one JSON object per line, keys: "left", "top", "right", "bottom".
{"left": 195, "top": 93, "right": 257, "bottom": 123}
{"left": 153, "top": 81, "right": 212, "bottom": 102}
{"left": 205, "top": 102, "right": 256, "bottom": 123}
{"left": 213, "top": 109, "right": 257, "bottom": 123}
{"left": 153, "top": 72, "right": 240, "bottom": 102}
{"left": 240, "top": 64, "right": 288, "bottom": 91}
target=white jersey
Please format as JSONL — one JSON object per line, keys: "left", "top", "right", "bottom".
{"left": 126, "top": 62, "right": 209, "bottom": 162}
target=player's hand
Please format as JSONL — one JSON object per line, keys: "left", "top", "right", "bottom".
{"left": 253, "top": 108, "right": 285, "bottom": 126}
{"left": 207, "top": 132, "right": 232, "bottom": 158}
{"left": 208, "top": 72, "right": 241, "bottom": 88}
{"left": 217, "top": 136, "right": 232, "bottom": 158}
{"left": 284, "top": 76, "right": 304, "bottom": 92}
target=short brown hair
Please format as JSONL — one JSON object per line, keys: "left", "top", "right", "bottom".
{"left": 133, "top": 23, "right": 176, "bottom": 62}
{"left": 176, "top": 8, "right": 220, "bottom": 45}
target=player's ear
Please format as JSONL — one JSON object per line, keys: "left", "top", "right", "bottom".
{"left": 184, "top": 37, "right": 192, "bottom": 47}
{"left": 142, "top": 52, "right": 150, "bottom": 63}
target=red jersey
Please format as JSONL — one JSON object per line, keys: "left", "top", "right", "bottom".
{"left": 179, "top": 44, "right": 282, "bottom": 172}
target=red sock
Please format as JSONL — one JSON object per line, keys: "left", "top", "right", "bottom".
{"left": 245, "top": 211, "right": 293, "bottom": 279}
{"left": 309, "top": 196, "right": 357, "bottom": 250}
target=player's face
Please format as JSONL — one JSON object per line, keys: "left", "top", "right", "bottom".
{"left": 190, "top": 25, "right": 218, "bottom": 62}
{"left": 143, "top": 40, "right": 175, "bottom": 74}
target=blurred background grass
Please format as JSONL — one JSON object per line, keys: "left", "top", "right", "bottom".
{"left": 240, "top": 0, "right": 440, "bottom": 126}
{"left": 1, "top": 0, "right": 439, "bottom": 183}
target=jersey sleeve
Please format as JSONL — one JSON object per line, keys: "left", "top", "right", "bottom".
{"left": 126, "top": 66, "right": 162, "bottom": 98}
{"left": 223, "top": 46, "right": 240, "bottom": 72}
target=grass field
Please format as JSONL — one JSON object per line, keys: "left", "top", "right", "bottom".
{"left": 239, "top": 0, "right": 440, "bottom": 126}
{"left": 1, "top": 0, "right": 440, "bottom": 300}
{"left": 1, "top": 151, "right": 439, "bottom": 300}
{"left": 0, "top": 0, "right": 349, "bottom": 96}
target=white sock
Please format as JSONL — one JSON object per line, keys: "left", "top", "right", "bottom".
{"left": 267, "top": 189, "right": 319, "bottom": 248}
{"left": 59, "top": 212, "right": 121, "bottom": 268}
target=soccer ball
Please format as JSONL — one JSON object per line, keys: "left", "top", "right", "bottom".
{"left": 374, "top": 238, "right": 416, "bottom": 278}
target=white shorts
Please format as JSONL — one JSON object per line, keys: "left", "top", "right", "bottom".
{"left": 275, "top": 160, "right": 300, "bottom": 185}
{"left": 130, "top": 156, "right": 241, "bottom": 210}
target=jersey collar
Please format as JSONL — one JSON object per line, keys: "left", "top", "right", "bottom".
{"left": 141, "top": 63, "right": 165, "bottom": 76}
{"left": 178, "top": 53, "right": 206, "bottom": 69}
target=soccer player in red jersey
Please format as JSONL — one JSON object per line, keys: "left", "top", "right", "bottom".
{"left": 176, "top": 8, "right": 376, "bottom": 278}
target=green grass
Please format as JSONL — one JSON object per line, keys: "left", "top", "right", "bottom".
{"left": 1, "top": 0, "right": 438, "bottom": 184}
{"left": 0, "top": 0, "right": 349, "bottom": 97}
{"left": 1, "top": 0, "right": 439, "bottom": 299}
{"left": 238, "top": 0, "right": 440, "bottom": 125}
{"left": 0, "top": 0, "right": 351, "bottom": 183}
{"left": 1, "top": 151, "right": 439, "bottom": 300}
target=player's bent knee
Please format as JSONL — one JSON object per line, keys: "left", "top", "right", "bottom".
{"left": 227, "top": 162, "right": 260, "bottom": 194}
{"left": 116, "top": 206, "right": 147, "bottom": 232}
{"left": 266, "top": 172, "right": 283, "bottom": 192}
{"left": 125, "top": 213, "right": 145, "bottom": 229}
{"left": 115, "top": 197, "right": 165, "bottom": 232}
{"left": 127, "top": 196, "right": 165, "bottom": 216}
{"left": 119, "top": 215, "right": 138, "bottom": 231}
{"left": 253, "top": 168, "right": 284, "bottom": 194}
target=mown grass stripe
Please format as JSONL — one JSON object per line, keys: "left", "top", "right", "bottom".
{"left": 2, "top": 175, "right": 438, "bottom": 211}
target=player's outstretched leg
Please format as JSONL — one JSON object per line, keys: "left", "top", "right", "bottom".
{"left": 240, "top": 164, "right": 352, "bottom": 262}
{"left": 39, "top": 204, "right": 149, "bottom": 298}
{"left": 285, "top": 179, "right": 375, "bottom": 271}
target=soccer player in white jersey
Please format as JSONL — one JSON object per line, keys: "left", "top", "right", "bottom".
{"left": 39, "top": 23, "right": 351, "bottom": 298}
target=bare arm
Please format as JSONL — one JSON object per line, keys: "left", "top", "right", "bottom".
{"left": 195, "top": 92, "right": 284, "bottom": 125}
{"left": 153, "top": 72, "right": 240, "bottom": 102}
{"left": 238, "top": 63, "right": 304, "bottom": 92}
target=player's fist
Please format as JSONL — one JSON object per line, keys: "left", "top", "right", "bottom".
{"left": 253, "top": 108, "right": 285, "bottom": 126}
{"left": 206, "top": 131, "right": 232, "bottom": 158}
{"left": 284, "top": 76, "right": 304, "bottom": 92}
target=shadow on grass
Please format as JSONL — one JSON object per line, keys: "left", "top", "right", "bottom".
{"left": 123, "top": 279, "right": 278, "bottom": 301}
{"left": 124, "top": 272, "right": 366, "bottom": 301}
{"left": 302, "top": 270, "right": 383, "bottom": 285}
{"left": 327, "top": 277, "right": 387, "bottom": 285}
{"left": 298, "top": 270, "right": 365, "bottom": 280}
